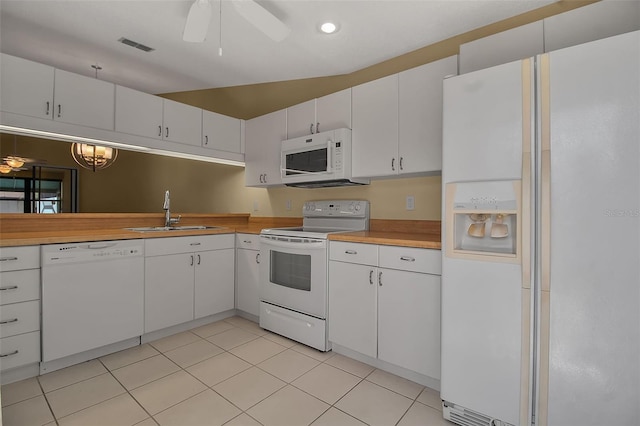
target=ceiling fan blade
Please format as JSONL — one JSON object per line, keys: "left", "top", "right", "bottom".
{"left": 183, "top": 0, "right": 213, "bottom": 42}
{"left": 232, "top": 0, "right": 291, "bottom": 42}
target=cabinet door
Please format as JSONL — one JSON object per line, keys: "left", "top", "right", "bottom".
{"left": 399, "top": 56, "right": 457, "bottom": 175}
{"left": 53, "top": 69, "right": 115, "bottom": 130}
{"left": 115, "top": 85, "right": 163, "bottom": 139}
{"left": 202, "top": 110, "right": 242, "bottom": 153}
{"left": 328, "top": 261, "right": 377, "bottom": 358}
{"left": 144, "top": 253, "right": 194, "bottom": 332}
{"left": 236, "top": 248, "right": 260, "bottom": 317}
{"left": 286, "top": 99, "right": 316, "bottom": 138}
{"left": 316, "top": 88, "right": 351, "bottom": 134}
{"left": 378, "top": 268, "right": 441, "bottom": 379}
{"left": 194, "top": 249, "right": 235, "bottom": 319}
{"left": 0, "top": 54, "right": 54, "bottom": 119}
{"left": 162, "top": 99, "right": 202, "bottom": 146}
{"left": 352, "top": 74, "right": 399, "bottom": 178}
{"left": 244, "top": 109, "right": 286, "bottom": 187}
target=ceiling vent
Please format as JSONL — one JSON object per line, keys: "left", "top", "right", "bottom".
{"left": 118, "top": 37, "right": 155, "bottom": 52}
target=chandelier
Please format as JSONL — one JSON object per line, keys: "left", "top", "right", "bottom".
{"left": 71, "top": 143, "right": 118, "bottom": 171}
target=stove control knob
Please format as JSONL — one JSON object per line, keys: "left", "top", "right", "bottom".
{"left": 308, "top": 203, "right": 316, "bottom": 211}
{"left": 349, "top": 203, "right": 355, "bottom": 211}
{"left": 355, "top": 203, "right": 361, "bottom": 211}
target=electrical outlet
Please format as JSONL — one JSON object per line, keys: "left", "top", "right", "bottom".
{"left": 406, "top": 195, "right": 415, "bottom": 211}
{"left": 253, "top": 200, "right": 259, "bottom": 211}
{"left": 286, "top": 199, "right": 292, "bottom": 211}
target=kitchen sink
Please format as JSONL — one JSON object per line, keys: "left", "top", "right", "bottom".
{"left": 125, "top": 225, "right": 224, "bottom": 232}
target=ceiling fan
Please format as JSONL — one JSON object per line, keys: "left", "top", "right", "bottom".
{"left": 183, "top": 0, "right": 291, "bottom": 43}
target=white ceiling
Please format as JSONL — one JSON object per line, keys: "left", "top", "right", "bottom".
{"left": 0, "top": 0, "right": 554, "bottom": 95}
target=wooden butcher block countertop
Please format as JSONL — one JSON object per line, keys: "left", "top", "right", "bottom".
{"left": 0, "top": 214, "right": 440, "bottom": 249}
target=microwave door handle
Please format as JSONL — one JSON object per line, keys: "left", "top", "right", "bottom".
{"left": 326, "top": 139, "right": 333, "bottom": 172}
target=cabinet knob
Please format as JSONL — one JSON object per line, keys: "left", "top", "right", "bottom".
{"left": 310, "top": 123, "right": 314, "bottom": 134}
{"left": 197, "top": 254, "right": 201, "bottom": 265}
{"left": 165, "top": 127, "right": 169, "bottom": 138}
{"left": 0, "top": 350, "right": 19, "bottom": 358}
{"left": 256, "top": 253, "right": 261, "bottom": 264}
{"left": 57, "top": 104, "right": 62, "bottom": 118}
{"left": 0, "top": 318, "right": 18, "bottom": 325}
{"left": 345, "top": 250, "right": 357, "bottom": 255}
{"left": 400, "top": 256, "right": 415, "bottom": 262}
{"left": 391, "top": 157, "right": 395, "bottom": 171}
{"left": 0, "top": 257, "right": 18, "bottom": 262}
{"left": 45, "top": 101, "right": 50, "bottom": 116}
{"left": 205, "top": 135, "right": 209, "bottom": 145}
{"left": 378, "top": 271, "right": 383, "bottom": 286}
{"left": 190, "top": 255, "right": 194, "bottom": 266}
{"left": 158, "top": 125, "right": 162, "bottom": 137}
{"left": 369, "top": 270, "right": 374, "bottom": 285}
{"left": 316, "top": 122, "right": 320, "bottom": 133}
{"left": 399, "top": 157, "right": 404, "bottom": 171}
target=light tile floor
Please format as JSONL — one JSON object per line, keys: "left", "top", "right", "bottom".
{"left": 1, "top": 316, "right": 454, "bottom": 426}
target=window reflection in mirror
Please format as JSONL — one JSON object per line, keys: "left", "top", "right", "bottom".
{"left": 0, "top": 166, "right": 78, "bottom": 213}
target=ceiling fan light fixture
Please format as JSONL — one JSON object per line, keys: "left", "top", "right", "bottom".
{"left": 0, "top": 164, "right": 12, "bottom": 174}
{"left": 5, "top": 157, "right": 25, "bottom": 168}
{"left": 320, "top": 22, "right": 337, "bottom": 34}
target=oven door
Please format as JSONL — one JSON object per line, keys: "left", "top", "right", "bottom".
{"left": 259, "top": 235, "right": 327, "bottom": 319}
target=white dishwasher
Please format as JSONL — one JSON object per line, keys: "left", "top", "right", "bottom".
{"left": 41, "top": 240, "right": 144, "bottom": 363}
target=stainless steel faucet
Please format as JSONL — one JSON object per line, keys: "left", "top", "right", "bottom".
{"left": 163, "top": 190, "right": 180, "bottom": 227}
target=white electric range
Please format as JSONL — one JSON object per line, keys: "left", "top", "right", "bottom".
{"left": 259, "top": 200, "right": 370, "bottom": 351}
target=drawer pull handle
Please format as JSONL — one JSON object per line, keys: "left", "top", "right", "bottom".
{"left": 0, "top": 350, "right": 19, "bottom": 358}
{"left": 0, "top": 257, "right": 19, "bottom": 262}
{"left": 190, "top": 242, "right": 202, "bottom": 246}
{"left": 378, "top": 271, "right": 383, "bottom": 286}
{"left": 369, "top": 270, "right": 374, "bottom": 285}
{"left": 243, "top": 240, "right": 252, "bottom": 244}
{"left": 400, "top": 256, "right": 416, "bottom": 262}
{"left": 0, "top": 286, "right": 18, "bottom": 291}
{"left": 345, "top": 250, "right": 357, "bottom": 255}
{"left": 0, "top": 318, "right": 18, "bottom": 325}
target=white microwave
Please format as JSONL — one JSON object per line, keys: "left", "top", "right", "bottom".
{"left": 280, "top": 128, "right": 369, "bottom": 188}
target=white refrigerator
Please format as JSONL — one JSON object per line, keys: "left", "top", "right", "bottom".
{"left": 441, "top": 30, "right": 639, "bottom": 426}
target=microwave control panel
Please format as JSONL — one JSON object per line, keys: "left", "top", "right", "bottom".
{"left": 332, "top": 140, "right": 343, "bottom": 171}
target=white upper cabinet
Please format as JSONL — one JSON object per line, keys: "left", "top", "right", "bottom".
{"left": 115, "top": 86, "right": 201, "bottom": 146}
{"left": 115, "top": 85, "right": 164, "bottom": 139}
{"left": 244, "top": 109, "right": 287, "bottom": 187}
{"left": 459, "top": 21, "right": 543, "bottom": 74}
{"left": 1, "top": 54, "right": 55, "bottom": 119}
{"left": 544, "top": 0, "right": 640, "bottom": 52}
{"left": 399, "top": 56, "right": 457, "bottom": 175}
{"left": 352, "top": 56, "right": 457, "bottom": 178}
{"left": 286, "top": 88, "right": 352, "bottom": 138}
{"left": 162, "top": 98, "right": 202, "bottom": 146}
{"left": 352, "top": 74, "right": 399, "bottom": 178}
{"left": 53, "top": 69, "right": 115, "bottom": 130}
{"left": 202, "top": 109, "right": 241, "bottom": 153}
{"left": 0, "top": 54, "right": 115, "bottom": 130}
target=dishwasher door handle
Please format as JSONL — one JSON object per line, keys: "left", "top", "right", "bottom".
{"left": 84, "top": 243, "right": 118, "bottom": 250}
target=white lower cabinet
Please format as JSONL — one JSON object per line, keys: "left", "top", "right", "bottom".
{"left": 0, "top": 246, "right": 41, "bottom": 372}
{"left": 144, "top": 234, "right": 235, "bottom": 333}
{"left": 235, "top": 234, "right": 261, "bottom": 317}
{"left": 329, "top": 241, "right": 441, "bottom": 379}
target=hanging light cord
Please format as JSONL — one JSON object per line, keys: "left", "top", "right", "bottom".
{"left": 218, "top": 0, "right": 223, "bottom": 56}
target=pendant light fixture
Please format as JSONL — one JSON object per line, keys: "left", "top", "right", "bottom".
{"left": 71, "top": 143, "right": 118, "bottom": 171}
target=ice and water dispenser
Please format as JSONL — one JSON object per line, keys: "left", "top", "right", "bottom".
{"left": 445, "top": 180, "right": 520, "bottom": 261}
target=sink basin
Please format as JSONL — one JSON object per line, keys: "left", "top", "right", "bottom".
{"left": 125, "top": 225, "right": 224, "bottom": 232}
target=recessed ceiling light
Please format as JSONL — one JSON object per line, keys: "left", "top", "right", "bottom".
{"left": 320, "top": 22, "right": 337, "bottom": 34}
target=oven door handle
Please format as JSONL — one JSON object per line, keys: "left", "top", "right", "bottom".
{"left": 260, "top": 237, "right": 326, "bottom": 250}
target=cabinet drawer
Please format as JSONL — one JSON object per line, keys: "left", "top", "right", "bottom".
{"left": 330, "top": 242, "right": 378, "bottom": 266}
{"left": 0, "top": 246, "right": 40, "bottom": 272}
{"left": 379, "top": 246, "right": 441, "bottom": 275}
{"left": 0, "top": 331, "right": 40, "bottom": 371}
{"left": 0, "top": 269, "right": 40, "bottom": 305}
{"left": 0, "top": 300, "right": 40, "bottom": 338}
{"left": 145, "top": 233, "right": 235, "bottom": 256}
{"left": 236, "top": 233, "right": 260, "bottom": 250}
